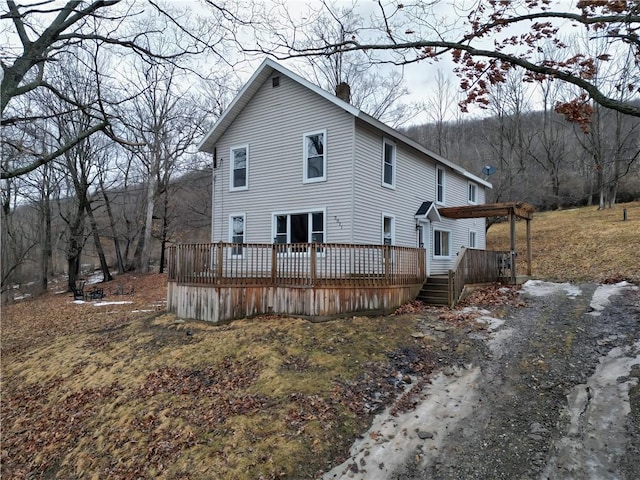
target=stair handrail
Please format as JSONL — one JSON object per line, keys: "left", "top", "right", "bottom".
{"left": 447, "top": 247, "right": 468, "bottom": 307}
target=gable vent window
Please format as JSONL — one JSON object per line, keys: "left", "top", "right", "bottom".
{"left": 272, "top": 76, "right": 280, "bottom": 87}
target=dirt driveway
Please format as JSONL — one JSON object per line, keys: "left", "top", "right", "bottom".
{"left": 322, "top": 281, "right": 640, "bottom": 480}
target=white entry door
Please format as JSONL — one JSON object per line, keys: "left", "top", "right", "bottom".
{"left": 419, "top": 221, "right": 430, "bottom": 276}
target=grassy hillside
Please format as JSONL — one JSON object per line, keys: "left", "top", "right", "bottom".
{"left": 5, "top": 273, "right": 478, "bottom": 479}
{"left": 3, "top": 203, "right": 638, "bottom": 479}
{"left": 486, "top": 201, "right": 640, "bottom": 283}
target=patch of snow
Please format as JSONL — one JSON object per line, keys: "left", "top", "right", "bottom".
{"left": 92, "top": 301, "right": 134, "bottom": 306}
{"left": 321, "top": 367, "right": 482, "bottom": 480}
{"left": 85, "top": 271, "right": 108, "bottom": 285}
{"left": 477, "top": 315, "right": 505, "bottom": 332}
{"left": 13, "top": 294, "right": 32, "bottom": 301}
{"left": 73, "top": 300, "right": 86, "bottom": 304}
{"left": 131, "top": 309, "right": 154, "bottom": 313}
{"left": 588, "top": 281, "right": 638, "bottom": 316}
{"left": 460, "top": 306, "right": 491, "bottom": 316}
{"left": 543, "top": 340, "right": 640, "bottom": 478}
{"left": 522, "top": 280, "right": 582, "bottom": 298}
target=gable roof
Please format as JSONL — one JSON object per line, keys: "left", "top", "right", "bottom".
{"left": 198, "top": 58, "right": 491, "bottom": 189}
{"left": 415, "top": 201, "right": 442, "bottom": 222}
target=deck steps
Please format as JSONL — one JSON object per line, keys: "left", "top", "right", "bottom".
{"left": 417, "top": 276, "right": 450, "bottom": 306}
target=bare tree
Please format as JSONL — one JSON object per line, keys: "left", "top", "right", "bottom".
{"left": 1, "top": 0, "right": 248, "bottom": 179}
{"left": 257, "top": 0, "right": 640, "bottom": 119}
{"left": 291, "top": 2, "right": 419, "bottom": 127}
{"left": 121, "top": 58, "right": 205, "bottom": 273}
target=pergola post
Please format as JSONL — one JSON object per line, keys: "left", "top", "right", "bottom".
{"left": 509, "top": 210, "right": 516, "bottom": 284}
{"left": 526, "top": 218, "right": 532, "bottom": 276}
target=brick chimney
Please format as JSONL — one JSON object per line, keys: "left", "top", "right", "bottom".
{"left": 335, "top": 82, "right": 351, "bottom": 103}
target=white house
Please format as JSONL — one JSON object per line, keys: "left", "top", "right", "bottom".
{"left": 198, "top": 58, "right": 491, "bottom": 277}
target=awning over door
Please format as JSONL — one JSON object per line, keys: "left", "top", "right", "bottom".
{"left": 414, "top": 201, "right": 442, "bottom": 222}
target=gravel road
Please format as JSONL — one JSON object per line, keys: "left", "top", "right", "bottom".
{"left": 322, "top": 281, "right": 640, "bottom": 480}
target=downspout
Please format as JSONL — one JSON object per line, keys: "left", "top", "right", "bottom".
{"left": 350, "top": 117, "right": 356, "bottom": 244}
{"left": 211, "top": 148, "right": 216, "bottom": 242}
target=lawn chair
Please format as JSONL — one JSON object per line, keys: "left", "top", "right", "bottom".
{"left": 71, "top": 281, "right": 86, "bottom": 301}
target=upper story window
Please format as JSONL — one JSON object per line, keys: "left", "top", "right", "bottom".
{"left": 230, "top": 145, "right": 248, "bottom": 191}
{"left": 434, "top": 229, "right": 451, "bottom": 257}
{"left": 382, "top": 215, "right": 395, "bottom": 245}
{"left": 229, "top": 214, "right": 245, "bottom": 256}
{"left": 303, "top": 130, "right": 327, "bottom": 183}
{"left": 468, "top": 182, "right": 478, "bottom": 204}
{"left": 436, "top": 166, "right": 446, "bottom": 204}
{"left": 382, "top": 138, "right": 396, "bottom": 188}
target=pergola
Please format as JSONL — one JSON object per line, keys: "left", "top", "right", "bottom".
{"left": 439, "top": 202, "right": 535, "bottom": 282}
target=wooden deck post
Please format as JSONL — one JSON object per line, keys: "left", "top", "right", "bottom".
{"left": 216, "top": 242, "right": 223, "bottom": 282}
{"left": 310, "top": 246, "right": 317, "bottom": 285}
{"left": 384, "top": 245, "right": 391, "bottom": 284}
{"left": 271, "top": 245, "right": 277, "bottom": 284}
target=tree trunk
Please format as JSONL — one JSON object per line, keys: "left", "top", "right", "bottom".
{"left": 67, "top": 235, "right": 82, "bottom": 292}
{"left": 100, "top": 182, "right": 125, "bottom": 275}
{"left": 40, "top": 197, "right": 51, "bottom": 292}
{"left": 158, "top": 190, "right": 169, "bottom": 274}
{"left": 85, "top": 200, "right": 112, "bottom": 282}
{"left": 138, "top": 175, "right": 158, "bottom": 273}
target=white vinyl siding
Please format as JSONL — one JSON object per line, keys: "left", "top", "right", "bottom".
{"left": 382, "top": 138, "right": 396, "bottom": 188}
{"left": 211, "top": 74, "right": 353, "bottom": 244}
{"left": 210, "top": 70, "right": 488, "bottom": 275}
{"left": 230, "top": 145, "right": 248, "bottom": 191}
{"left": 352, "top": 120, "right": 435, "bottom": 248}
{"left": 303, "top": 130, "right": 327, "bottom": 183}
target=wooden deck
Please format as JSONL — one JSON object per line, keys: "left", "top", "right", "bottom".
{"left": 166, "top": 242, "right": 426, "bottom": 322}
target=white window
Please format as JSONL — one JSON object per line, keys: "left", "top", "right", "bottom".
{"left": 230, "top": 145, "right": 248, "bottom": 191}
{"left": 434, "top": 229, "right": 451, "bottom": 257}
{"left": 382, "top": 138, "right": 396, "bottom": 188}
{"left": 273, "top": 210, "right": 325, "bottom": 252}
{"left": 303, "top": 130, "right": 327, "bottom": 183}
{"left": 468, "top": 182, "right": 478, "bottom": 204}
{"left": 229, "top": 214, "right": 245, "bottom": 256}
{"left": 382, "top": 214, "right": 395, "bottom": 245}
{"left": 436, "top": 167, "right": 446, "bottom": 204}
{"left": 469, "top": 230, "right": 477, "bottom": 248}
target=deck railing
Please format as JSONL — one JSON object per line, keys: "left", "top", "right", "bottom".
{"left": 167, "top": 242, "right": 426, "bottom": 287}
{"left": 448, "top": 247, "right": 511, "bottom": 306}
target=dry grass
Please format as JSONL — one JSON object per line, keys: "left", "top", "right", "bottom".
{"left": 2, "top": 277, "right": 438, "bottom": 479}
{"left": 486, "top": 201, "right": 640, "bottom": 283}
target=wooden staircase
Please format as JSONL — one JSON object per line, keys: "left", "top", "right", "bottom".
{"left": 417, "top": 275, "right": 450, "bottom": 306}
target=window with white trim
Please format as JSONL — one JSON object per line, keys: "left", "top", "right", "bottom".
{"left": 303, "top": 130, "right": 326, "bottom": 182}
{"left": 382, "top": 215, "right": 395, "bottom": 245}
{"left": 230, "top": 145, "right": 248, "bottom": 190}
{"left": 436, "top": 166, "right": 446, "bottom": 204}
{"left": 274, "top": 211, "right": 325, "bottom": 252}
{"left": 434, "top": 229, "right": 451, "bottom": 257}
{"left": 229, "top": 214, "right": 245, "bottom": 256}
{"left": 469, "top": 230, "right": 477, "bottom": 248}
{"left": 382, "top": 139, "right": 396, "bottom": 188}
{"left": 468, "top": 182, "right": 478, "bottom": 204}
